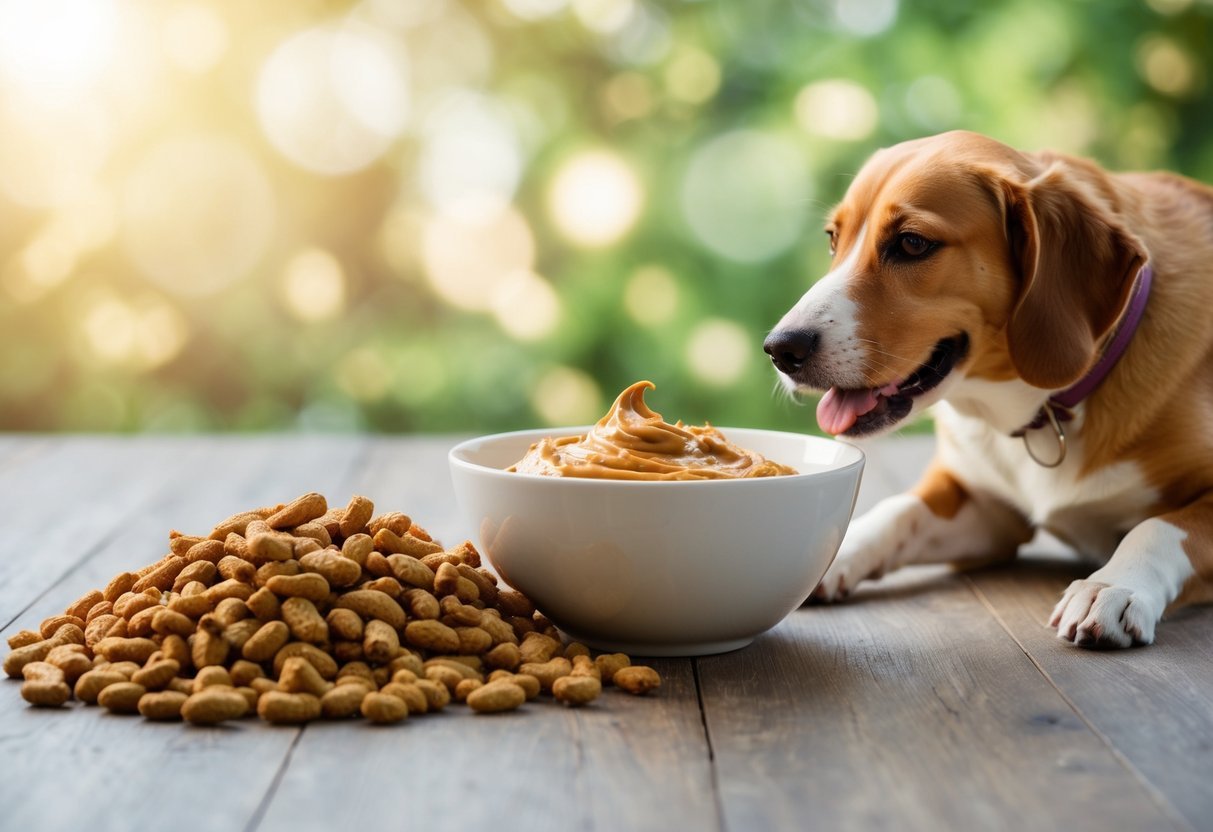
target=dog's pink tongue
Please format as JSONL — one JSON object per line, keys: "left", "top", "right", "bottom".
{"left": 817, "top": 386, "right": 879, "bottom": 435}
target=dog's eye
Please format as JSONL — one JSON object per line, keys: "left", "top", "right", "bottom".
{"left": 825, "top": 230, "right": 837, "bottom": 255}
{"left": 897, "top": 233, "right": 933, "bottom": 258}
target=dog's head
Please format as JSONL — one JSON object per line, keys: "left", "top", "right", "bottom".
{"left": 765, "top": 130, "right": 1147, "bottom": 437}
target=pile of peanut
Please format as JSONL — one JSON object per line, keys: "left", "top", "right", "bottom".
{"left": 4, "top": 493, "right": 662, "bottom": 725}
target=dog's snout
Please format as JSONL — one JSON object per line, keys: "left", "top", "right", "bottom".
{"left": 763, "top": 329, "right": 819, "bottom": 375}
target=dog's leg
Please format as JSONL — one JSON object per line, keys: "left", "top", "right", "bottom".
{"left": 814, "top": 460, "right": 1031, "bottom": 601}
{"left": 1050, "top": 496, "right": 1213, "bottom": 648}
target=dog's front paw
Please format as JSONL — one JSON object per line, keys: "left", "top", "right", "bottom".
{"left": 809, "top": 495, "right": 924, "bottom": 604}
{"left": 811, "top": 546, "right": 888, "bottom": 603}
{"left": 1049, "top": 580, "right": 1158, "bottom": 648}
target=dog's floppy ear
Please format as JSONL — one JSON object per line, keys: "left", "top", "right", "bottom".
{"left": 998, "top": 165, "right": 1147, "bottom": 390}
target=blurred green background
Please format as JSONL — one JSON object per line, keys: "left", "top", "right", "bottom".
{"left": 1, "top": 0, "right": 1210, "bottom": 434}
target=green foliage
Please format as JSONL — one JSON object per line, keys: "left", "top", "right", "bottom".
{"left": 0, "top": 0, "right": 1210, "bottom": 434}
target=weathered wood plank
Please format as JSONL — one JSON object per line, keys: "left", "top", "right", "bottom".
{"left": 253, "top": 659, "right": 716, "bottom": 832}
{"left": 0, "top": 437, "right": 209, "bottom": 628}
{"left": 699, "top": 569, "right": 1179, "bottom": 831}
{"left": 252, "top": 437, "right": 719, "bottom": 832}
{"left": 968, "top": 555, "right": 1213, "bottom": 830}
{"left": 0, "top": 436, "right": 370, "bottom": 630}
{"left": 0, "top": 705, "right": 303, "bottom": 832}
{"left": 0, "top": 436, "right": 369, "bottom": 832}
{"left": 0, "top": 434, "right": 38, "bottom": 467}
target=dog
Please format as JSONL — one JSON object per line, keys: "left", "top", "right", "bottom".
{"left": 763, "top": 130, "right": 1213, "bottom": 648}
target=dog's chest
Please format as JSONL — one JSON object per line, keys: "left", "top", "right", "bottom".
{"left": 934, "top": 404, "right": 1157, "bottom": 558}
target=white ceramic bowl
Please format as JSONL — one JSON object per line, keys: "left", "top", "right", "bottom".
{"left": 448, "top": 427, "right": 864, "bottom": 656}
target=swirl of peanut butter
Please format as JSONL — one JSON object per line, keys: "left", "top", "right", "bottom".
{"left": 508, "top": 381, "right": 797, "bottom": 480}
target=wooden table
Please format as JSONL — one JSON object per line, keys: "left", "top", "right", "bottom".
{"left": 1, "top": 436, "right": 1210, "bottom": 832}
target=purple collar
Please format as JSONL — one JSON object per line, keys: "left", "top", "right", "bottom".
{"left": 1012, "top": 264, "right": 1153, "bottom": 459}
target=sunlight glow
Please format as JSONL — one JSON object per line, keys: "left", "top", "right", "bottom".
{"left": 492, "top": 270, "right": 562, "bottom": 341}
{"left": 0, "top": 100, "right": 113, "bottom": 207}
{"left": 503, "top": 0, "right": 568, "bottom": 21}
{"left": 257, "top": 24, "right": 410, "bottom": 175}
{"left": 422, "top": 203, "right": 536, "bottom": 311}
{"left": 0, "top": 0, "right": 119, "bottom": 105}
{"left": 794, "top": 79, "right": 879, "bottom": 141}
{"left": 548, "top": 151, "right": 643, "bottom": 247}
{"left": 82, "top": 291, "right": 189, "bottom": 370}
{"left": 282, "top": 249, "right": 347, "bottom": 322}
{"left": 162, "top": 4, "right": 229, "bottom": 75}
{"left": 623, "top": 265, "right": 679, "bottom": 327}
{"left": 531, "top": 366, "right": 603, "bottom": 426}
{"left": 686, "top": 318, "right": 751, "bottom": 386}
{"left": 418, "top": 91, "right": 524, "bottom": 221}
{"left": 122, "top": 136, "right": 275, "bottom": 297}
{"left": 572, "top": 0, "right": 635, "bottom": 34}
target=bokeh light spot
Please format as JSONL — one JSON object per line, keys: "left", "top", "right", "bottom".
{"left": 492, "top": 270, "right": 561, "bottom": 341}
{"left": 336, "top": 347, "right": 392, "bottom": 402}
{"left": 685, "top": 318, "right": 751, "bottom": 386}
{"left": 1136, "top": 36, "right": 1197, "bottom": 96}
{"left": 256, "top": 24, "right": 410, "bottom": 175}
{"left": 0, "top": 100, "right": 112, "bottom": 207}
{"left": 832, "top": 0, "right": 899, "bottom": 37}
{"left": 0, "top": 0, "right": 118, "bottom": 105}
{"left": 681, "top": 130, "right": 810, "bottom": 263}
{"left": 361, "top": 0, "right": 448, "bottom": 28}
{"left": 82, "top": 290, "right": 189, "bottom": 370}
{"left": 282, "top": 248, "right": 347, "bottom": 322}
{"left": 423, "top": 203, "right": 535, "bottom": 310}
{"left": 418, "top": 91, "right": 524, "bottom": 221}
{"left": 548, "top": 151, "right": 643, "bottom": 247}
{"left": 1145, "top": 0, "right": 1192, "bottom": 14}
{"left": 623, "top": 265, "right": 679, "bottom": 326}
{"left": 122, "top": 136, "right": 275, "bottom": 298}
{"left": 531, "top": 366, "right": 603, "bottom": 426}
{"left": 794, "top": 79, "right": 879, "bottom": 141}
{"left": 6, "top": 187, "right": 118, "bottom": 301}
{"left": 162, "top": 4, "right": 229, "bottom": 75}
{"left": 664, "top": 47, "right": 721, "bottom": 104}
{"left": 904, "top": 76, "right": 961, "bottom": 131}
{"left": 503, "top": 0, "right": 568, "bottom": 21}
{"left": 572, "top": 0, "right": 635, "bottom": 34}
{"left": 601, "top": 72, "right": 655, "bottom": 122}
{"left": 608, "top": 2, "right": 672, "bottom": 66}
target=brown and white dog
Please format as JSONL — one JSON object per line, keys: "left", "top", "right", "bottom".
{"left": 763, "top": 130, "right": 1213, "bottom": 648}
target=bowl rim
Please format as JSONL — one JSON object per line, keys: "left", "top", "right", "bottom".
{"left": 447, "top": 424, "right": 865, "bottom": 487}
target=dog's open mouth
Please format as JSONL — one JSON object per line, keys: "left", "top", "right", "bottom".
{"left": 817, "top": 333, "right": 969, "bottom": 437}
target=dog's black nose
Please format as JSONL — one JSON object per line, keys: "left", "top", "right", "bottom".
{"left": 763, "top": 329, "right": 818, "bottom": 375}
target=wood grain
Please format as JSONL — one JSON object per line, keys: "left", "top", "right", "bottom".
{"left": 0, "top": 435, "right": 1208, "bottom": 832}
{"left": 968, "top": 556, "right": 1213, "bottom": 830}
{"left": 252, "top": 438, "right": 718, "bottom": 831}
{"left": 0, "top": 436, "right": 369, "bottom": 832}
{"left": 254, "top": 658, "right": 716, "bottom": 832}
{"left": 0, "top": 436, "right": 369, "bottom": 630}
{"left": 0, "top": 437, "right": 202, "bottom": 627}
{"left": 697, "top": 570, "right": 1179, "bottom": 831}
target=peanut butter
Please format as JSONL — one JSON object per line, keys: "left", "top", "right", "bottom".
{"left": 508, "top": 381, "right": 798, "bottom": 480}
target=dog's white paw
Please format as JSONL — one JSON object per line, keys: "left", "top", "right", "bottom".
{"left": 1049, "top": 580, "right": 1158, "bottom": 648}
{"left": 810, "top": 531, "right": 897, "bottom": 603}
{"left": 810, "top": 495, "right": 924, "bottom": 603}
{"left": 812, "top": 542, "right": 890, "bottom": 602}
